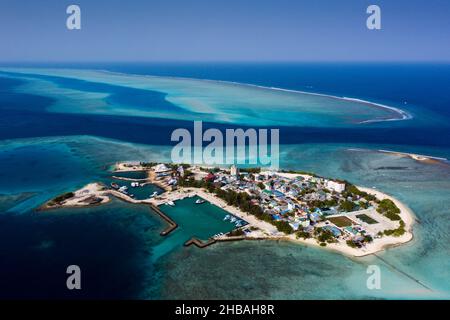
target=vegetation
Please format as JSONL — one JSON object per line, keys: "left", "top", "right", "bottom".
{"left": 377, "top": 199, "right": 401, "bottom": 221}
{"left": 296, "top": 230, "right": 311, "bottom": 239}
{"left": 356, "top": 214, "right": 378, "bottom": 224}
{"left": 346, "top": 240, "right": 358, "bottom": 248}
{"left": 339, "top": 200, "right": 357, "bottom": 212}
{"left": 327, "top": 216, "right": 353, "bottom": 227}
{"left": 257, "top": 182, "right": 266, "bottom": 190}
{"left": 140, "top": 162, "right": 158, "bottom": 168}
{"left": 315, "top": 227, "right": 337, "bottom": 243}
{"left": 240, "top": 167, "right": 261, "bottom": 174}
{"left": 384, "top": 221, "right": 406, "bottom": 237}
{"left": 49, "top": 192, "right": 74, "bottom": 205}
{"left": 228, "top": 229, "right": 245, "bottom": 237}
{"left": 307, "top": 198, "right": 338, "bottom": 209}
{"left": 274, "top": 220, "right": 294, "bottom": 234}
{"left": 344, "top": 184, "right": 377, "bottom": 202}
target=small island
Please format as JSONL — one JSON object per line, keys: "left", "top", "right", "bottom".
{"left": 40, "top": 162, "right": 415, "bottom": 257}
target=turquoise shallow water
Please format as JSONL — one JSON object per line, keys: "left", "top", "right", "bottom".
{"left": 152, "top": 196, "right": 237, "bottom": 262}
{"left": 109, "top": 179, "right": 163, "bottom": 200}
{"left": 1, "top": 136, "right": 449, "bottom": 299}
{"left": 0, "top": 68, "right": 412, "bottom": 127}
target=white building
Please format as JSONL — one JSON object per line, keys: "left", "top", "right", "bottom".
{"left": 326, "top": 180, "right": 346, "bottom": 193}
{"left": 154, "top": 163, "right": 171, "bottom": 173}
{"left": 230, "top": 165, "right": 239, "bottom": 176}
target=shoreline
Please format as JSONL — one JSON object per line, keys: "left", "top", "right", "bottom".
{"left": 40, "top": 180, "right": 416, "bottom": 258}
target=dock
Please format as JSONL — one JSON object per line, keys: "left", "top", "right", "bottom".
{"left": 184, "top": 237, "right": 217, "bottom": 248}
{"left": 149, "top": 204, "right": 178, "bottom": 236}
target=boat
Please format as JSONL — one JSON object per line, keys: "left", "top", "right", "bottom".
{"left": 235, "top": 220, "right": 243, "bottom": 227}
{"left": 130, "top": 181, "right": 140, "bottom": 187}
{"left": 223, "top": 215, "right": 230, "bottom": 221}
{"left": 150, "top": 191, "right": 158, "bottom": 198}
{"left": 166, "top": 201, "right": 175, "bottom": 206}
{"left": 230, "top": 217, "right": 237, "bottom": 223}
{"left": 110, "top": 182, "right": 119, "bottom": 189}
{"left": 195, "top": 199, "right": 205, "bottom": 204}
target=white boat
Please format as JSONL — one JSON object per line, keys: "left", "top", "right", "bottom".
{"left": 230, "top": 217, "right": 237, "bottom": 223}
{"left": 223, "top": 215, "right": 230, "bottom": 221}
{"left": 195, "top": 199, "right": 206, "bottom": 204}
{"left": 150, "top": 191, "right": 158, "bottom": 198}
{"left": 130, "top": 182, "right": 139, "bottom": 187}
{"left": 166, "top": 201, "right": 175, "bottom": 206}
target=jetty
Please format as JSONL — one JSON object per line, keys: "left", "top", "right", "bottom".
{"left": 184, "top": 237, "right": 217, "bottom": 248}
{"left": 149, "top": 204, "right": 178, "bottom": 236}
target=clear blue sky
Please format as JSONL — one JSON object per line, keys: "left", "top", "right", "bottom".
{"left": 1, "top": 0, "right": 449, "bottom": 62}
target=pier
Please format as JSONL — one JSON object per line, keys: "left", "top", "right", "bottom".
{"left": 149, "top": 204, "right": 178, "bottom": 236}
{"left": 184, "top": 237, "right": 217, "bottom": 248}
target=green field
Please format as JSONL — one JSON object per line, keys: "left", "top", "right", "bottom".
{"left": 356, "top": 214, "right": 378, "bottom": 224}
{"left": 327, "top": 216, "right": 353, "bottom": 227}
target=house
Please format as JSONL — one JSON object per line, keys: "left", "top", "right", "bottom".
{"left": 326, "top": 180, "right": 346, "bottom": 193}
{"left": 299, "top": 219, "right": 310, "bottom": 228}
{"left": 309, "top": 212, "right": 322, "bottom": 223}
{"left": 230, "top": 165, "right": 239, "bottom": 177}
{"left": 177, "top": 165, "right": 185, "bottom": 177}
{"left": 154, "top": 163, "right": 171, "bottom": 173}
{"left": 323, "top": 225, "right": 342, "bottom": 237}
{"left": 289, "top": 222, "right": 301, "bottom": 231}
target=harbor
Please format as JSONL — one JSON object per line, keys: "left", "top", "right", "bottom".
{"left": 39, "top": 161, "right": 415, "bottom": 257}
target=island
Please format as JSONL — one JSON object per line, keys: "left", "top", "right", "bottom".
{"left": 40, "top": 161, "right": 415, "bottom": 257}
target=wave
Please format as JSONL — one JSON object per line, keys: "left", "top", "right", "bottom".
{"left": 240, "top": 84, "right": 413, "bottom": 124}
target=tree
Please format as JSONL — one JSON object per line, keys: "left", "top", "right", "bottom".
{"left": 274, "top": 221, "right": 293, "bottom": 234}
{"left": 340, "top": 200, "right": 356, "bottom": 212}
{"left": 377, "top": 199, "right": 401, "bottom": 221}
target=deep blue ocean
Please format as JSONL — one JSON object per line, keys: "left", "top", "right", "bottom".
{"left": 1, "top": 63, "right": 449, "bottom": 299}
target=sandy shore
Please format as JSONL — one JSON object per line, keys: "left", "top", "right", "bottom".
{"left": 40, "top": 183, "right": 111, "bottom": 210}
{"left": 354, "top": 186, "right": 415, "bottom": 256}
{"left": 378, "top": 149, "right": 449, "bottom": 166}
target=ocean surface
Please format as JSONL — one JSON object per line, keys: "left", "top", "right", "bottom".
{"left": 0, "top": 63, "right": 449, "bottom": 299}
